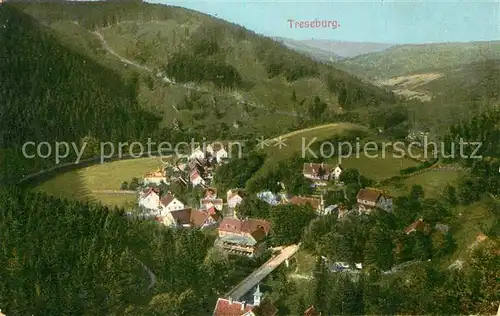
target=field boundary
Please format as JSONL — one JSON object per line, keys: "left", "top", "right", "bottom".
{"left": 17, "top": 151, "right": 173, "bottom": 187}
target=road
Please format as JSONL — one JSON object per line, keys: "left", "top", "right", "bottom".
{"left": 91, "top": 29, "right": 297, "bottom": 117}
{"left": 226, "top": 244, "right": 299, "bottom": 300}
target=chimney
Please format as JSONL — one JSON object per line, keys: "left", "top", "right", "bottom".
{"left": 228, "top": 297, "right": 233, "bottom": 305}
{"left": 241, "top": 302, "right": 246, "bottom": 311}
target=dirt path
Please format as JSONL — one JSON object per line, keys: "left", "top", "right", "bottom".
{"left": 91, "top": 190, "right": 136, "bottom": 194}
{"left": 91, "top": 29, "right": 298, "bottom": 117}
{"left": 276, "top": 123, "right": 367, "bottom": 140}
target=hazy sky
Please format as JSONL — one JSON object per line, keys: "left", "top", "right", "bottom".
{"left": 147, "top": 0, "right": 499, "bottom": 44}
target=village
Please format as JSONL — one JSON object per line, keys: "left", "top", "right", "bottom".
{"left": 116, "top": 142, "right": 439, "bottom": 316}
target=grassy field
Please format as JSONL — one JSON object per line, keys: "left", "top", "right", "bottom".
{"left": 262, "top": 123, "right": 368, "bottom": 160}
{"left": 36, "top": 157, "right": 167, "bottom": 207}
{"left": 382, "top": 168, "right": 465, "bottom": 198}
{"left": 339, "top": 152, "right": 419, "bottom": 181}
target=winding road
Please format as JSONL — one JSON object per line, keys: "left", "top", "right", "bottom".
{"left": 91, "top": 29, "right": 297, "bottom": 117}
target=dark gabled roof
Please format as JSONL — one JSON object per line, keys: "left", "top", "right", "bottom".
{"left": 356, "top": 188, "right": 383, "bottom": 202}
{"left": 289, "top": 196, "right": 321, "bottom": 209}
{"left": 218, "top": 218, "right": 271, "bottom": 240}
{"left": 252, "top": 299, "right": 278, "bottom": 316}
{"left": 170, "top": 208, "right": 217, "bottom": 227}
{"left": 160, "top": 193, "right": 175, "bottom": 206}
{"left": 404, "top": 219, "right": 425, "bottom": 234}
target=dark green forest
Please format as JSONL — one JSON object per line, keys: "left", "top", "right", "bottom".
{"left": 0, "top": 187, "right": 246, "bottom": 315}
{"left": 0, "top": 5, "right": 162, "bottom": 185}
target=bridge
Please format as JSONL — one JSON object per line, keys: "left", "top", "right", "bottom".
{"left": 225, "top": 244, "right": 300, "bottom": 300}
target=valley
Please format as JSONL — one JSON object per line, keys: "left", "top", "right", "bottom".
{"left": 0, "top": 1, "right": 499, "bottom": 315}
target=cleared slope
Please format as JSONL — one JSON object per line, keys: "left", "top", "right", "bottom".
{"left": 14, "top": 1, "right": 396, "bottom": 138}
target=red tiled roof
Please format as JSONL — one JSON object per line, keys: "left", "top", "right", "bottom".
{"left": 169, "top": 208, "right": 219, "bottom": 227}
{"left": 304, "top": 305, "right": 320, "bottom": 316}
{"left": 160, "top": 193, "right": 175, "bottom": 206}
{"left": 289, "top": 196, "right": 321, "bottom": 209}
{"left": 218, "top": 218, "right": 271, "bottom": 236}
{"left": 190, "top": 209, "right": 210, "bottom": 227}
{"left": 204, "top": 187, "right": 217, "bottom": 198}
{"left": 213, "top": 298, "right": 253, "bottom": 316}
{"left": 356, "top": 188, "right": 384, "bottom": 202}
{"left": 404, "top": 219, "right": 425, "bottom": 234}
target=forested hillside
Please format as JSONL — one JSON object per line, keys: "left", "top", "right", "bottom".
{"left": 12, "top": 1, "right": 396, "bottom": 138}
{"left": 0, "top": 5, "right": 162, "bottom": 185}
{"left": 0, "top": 188, "right": 231, "bottom": 315}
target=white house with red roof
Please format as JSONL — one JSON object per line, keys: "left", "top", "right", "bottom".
{"left": 356, "top": 188, "right": 392, "bottom": 214}
{"left": 189, "top": 147, "right": 206, "bottom": 161}
{"left": 161, "top": 208, "right": 220, "bottom": 229}
{"left": 216, "top": 218, "right": 271, "bottom": 257}
{"left": 139, "top": 187, "right": 161, "bottom": 211}
{"left": 207, "top": 142, "right": 228, "bottom": 163}
{"left": 227, "top": 189, "right": 243, "bottom": 209}
{"left": 190, "top": 170, "right": 206, "bottom": 187}
{"left": 201, "top": 198, "right": 224, "bottom": 211}
{"left": 213, "top": 285, "right": 277, "bottom": 316}
{"left": 159, "top": 192, "right": 185, "bottom": 215}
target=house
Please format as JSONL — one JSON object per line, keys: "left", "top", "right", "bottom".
{"left": 356, "top": 188, "right": 392, "bottom": 214}
{"left": 213, "top": 285, "right": 277, "bottom": 316}
{"left": 143, "top": 168, "right": 168, "bottom": 185}
{"left": 201, "top": 198, "right": 224, "bottom": 211}
{"left": 189, "top": 147, "right": 205, "bottom": 161}
{"left": 227, "top": 189, "right": 244, "bottom": 209}
{"left": 190, "top": 170, "right": 206, "bottom": 187}
{"left": 163, "top": 208, "right": 220, "bottom": 229}
{"left": 207, "top": 143, "right": 228, "bottom": 163}
{"left": 216, "top": 218, "right": 271, "bottom": 257}
{"left": 204, "top": 187, "right": 218, "bottom": 199}
{"left": 289, "top": 196, "right": 323, "bottom": 214}
{"left": 189, "top": 157, "right": 205, "bottom": 171}
{"left": 332, "top": 165, "right": 343, "bottom": 180}
{"left": 304, "top": 305, "right": 321, "bottom": 316}
{"left": 404, "top": 218, "right": 428, "bottom": 234}
{"left": 159, "top": 192, "right": 185, "bottom": 215}
{"left": 139, "top": 187, "right": 161, "bottom": 211}
{"left": 303, "top": 163, "right": 342, "bottom": 181}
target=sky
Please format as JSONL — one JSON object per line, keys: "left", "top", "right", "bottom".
{"left": 147, "top": 0, "right": 499, "bottom": 44}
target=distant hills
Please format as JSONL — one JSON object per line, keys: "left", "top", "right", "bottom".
{"left": 273, "top": 36, "right": 394, "bottom": 62}
{"left": 337, "top": 41, "right": 500, "bottom": 80}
